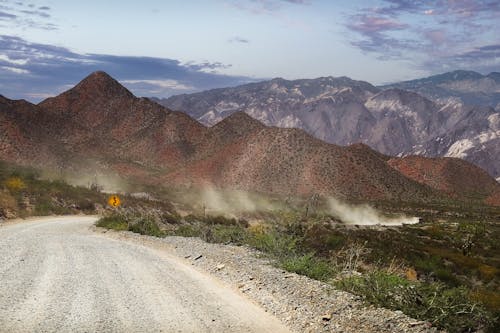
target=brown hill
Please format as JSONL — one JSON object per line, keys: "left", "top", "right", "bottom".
{"left": 167, "top": 118, "right": 440, "bottom": 202}
{"left": 38, "top": 71, "right": 206, "bottom": 169}
{"left": 1, "top": 72, "right": 499, "bottom": 205}
{"left": 388, "top": 156, "right": 500, "bottom": 203}
{"left": 0, "top": 95, "right": 62, "bottom": 167}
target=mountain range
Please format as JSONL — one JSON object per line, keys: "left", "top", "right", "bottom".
{"left": 158, "top": 70, "right": 500, "bottom": 182}
{"left": 382, "top": 70, "right": 500, "bottom": 108}
{"left": 1, "top": 71, "right": 499, "bottom": 206}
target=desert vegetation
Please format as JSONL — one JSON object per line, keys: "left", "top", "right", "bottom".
{"left": 0, "top": 160, "right": 175, "bottom": 220}
{"left": 0, "top": 160, "right": 106, "bottom": 218}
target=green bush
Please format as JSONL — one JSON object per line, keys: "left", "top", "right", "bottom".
{"left": 201, "top": 225, "right": 247, "bottom": 244}
{"left": 172, "top": 224, "right": 203, "bottom": 237}
{"left": 247, "top": 230, "right": 298, "bottom": 257}
{"left": 336, "top": 271, "right": 494, "bottom": 333}
{"left": 34, "top": 201, "right": 55, "bottom": 216}
{"left": 96, "top": 215, "right": 128, "bottom": 231}
{"left": 128, "top": 216, "right": 165, "bottom": 238}
{"left": 280, "top": 253, "right": 335, "bottom": 281}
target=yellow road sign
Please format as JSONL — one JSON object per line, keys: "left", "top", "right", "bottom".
{"left": 108, "top": 195, "right": 121, "bottom": 207}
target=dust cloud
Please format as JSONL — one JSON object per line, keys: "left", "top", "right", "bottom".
{"left": 200, "top": 186, "right": 277, "bottom": 215}
{"left": 64, "top": 171, "right": 129, "bottom": 193}
{"left": 327, "top": 197, "right": 419, "bottom": 226}
{"left": 41, "top": 168, "right": 129, "bottom": 193}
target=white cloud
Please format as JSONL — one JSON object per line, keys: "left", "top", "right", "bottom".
{"left": 0, "top": 54, "right": 28, "bottom": 65}
{"left": 2, "top": 65, "right": 29, "bottom": 74}
{"left": 24, "top": 92, "right": 55, "bottom": 99}
{"left": 121, "top": 79, "right": 194, "bottom": 90}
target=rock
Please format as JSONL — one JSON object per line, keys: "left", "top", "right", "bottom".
{"left": 0, "top": 207, "right": 17, "bottom": 219}
{"left": 216, "top": 264, "right": 225, "bottom": 270}
{"left": 241, "top": 286, "right": 251, "bottom": 292}
{"left": 409, "top": 321, "right": 426, "bottom": 326}
{"left": 321, "top": 314, "right": 332, "bottom": 321}
{"left": 194, "top": 254, "right": 203, "bottom": 260}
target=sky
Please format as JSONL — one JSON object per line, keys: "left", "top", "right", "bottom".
{"left": 0, "top": 0, "right": 499, "bottom": 102}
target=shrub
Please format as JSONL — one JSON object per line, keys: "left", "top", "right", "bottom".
{"left": 128, "top": 216, "right": 165, "bottom": 237}
{"left": 96, "top": 215, "right": 128, "bottom": 231}
{"left": 201, "top": 224, "right": 247, "bottom": 244}
{"left": 336, "top": 271, "right": 494, "bottom": 333}
{"left": 247, "top": 230, "right": 298, "bottom": 257}
{"left": 34, "top": 201, "right": 54, "bottom": 216}
{"left": 172, "top": 224, "right": 202, "bottom": 237}
{"left": 203, "top": 215, "right": 238, "bottom": 226}
{"left": 0, "top": 192, "right": 17, "bottom": 213}
{"left": 4, "top": 177, "right": 26, "bottom": 192}
{"left": 247, "top": 222, "right": 268, "bottom": 235}
{"left": 280, "top": 253, "right": 335, "bottom": 281}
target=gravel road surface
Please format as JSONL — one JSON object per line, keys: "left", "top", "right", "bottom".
{"left": 0, "top": 216, "right": 291, "bottom": 333}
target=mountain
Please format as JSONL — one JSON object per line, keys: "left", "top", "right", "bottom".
{"left": 166, "top": 113, "right": 439, "bottom": 201}
{"left": 388, "top": 156, "right": 500, "bottom": 205}
{"left": 39, "top": 72, "right": 205, "bottom": 171}
{"left": 0, "top": 96, "right": 61, "bottom": 167}
{"left": 2, "top": 72, "right": 206, "bottom": 181}
{"left": 382, "top": 70, "right": 500, "bottom": 109}
{"left": 158, "top": 74, "right": 499, "bottom": 181}
{"left": 1, "top": 72, "right": 499, "bottom": 205}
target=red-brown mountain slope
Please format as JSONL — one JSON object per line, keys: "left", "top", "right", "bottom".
{"left": 167, "top": 112, "right": 441, "bottom": 202}
{"left": 38, "top": 71, "right": 206, "bottom": 169}
{"left": 388, "top": 156, "right": 500, "bottom": 204}
{"left": 1, "top": 71, "right": 499, "bottom": 205}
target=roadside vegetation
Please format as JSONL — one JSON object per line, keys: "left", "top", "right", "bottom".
{"left": 97, "top": 202, "right": 500, "bottom": 333}
{"left": 0, "top": 160, "right": 105, "bottom": 218}
{"left": 0, "top": 160, "right": 175, "bottom": 220}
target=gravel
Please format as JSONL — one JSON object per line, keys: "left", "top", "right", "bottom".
{"left": 99, "top": 226, "right": 440, "bottom": 333}
{"left": 0, "top": 216, "right": 290, "bottom": 333}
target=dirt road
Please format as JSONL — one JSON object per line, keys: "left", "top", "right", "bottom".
{"left": 0, "top": 216, "right": 291, "bottom": 333}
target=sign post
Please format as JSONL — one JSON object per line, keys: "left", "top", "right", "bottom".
{"left": 107, "top": 195, "right": 121, "bottom": 208}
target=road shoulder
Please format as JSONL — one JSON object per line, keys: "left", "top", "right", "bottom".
{"left": 93, "top": 226, "right": 438, "bottom": 333}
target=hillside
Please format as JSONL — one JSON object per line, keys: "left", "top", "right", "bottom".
{"left": 1, "top": 72, "right": 499, "bottom": 205}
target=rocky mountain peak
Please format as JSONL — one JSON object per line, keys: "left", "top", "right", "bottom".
{"left": 38, "top": 71, "right": 133, "bottom": 110}
{"left": 210, "top": 111, "right": 265, "bottom": 137}
{"left": 70, "top": 71, "right": 133, "bottom": 99}
{"left": 441, "top": 70, "right": 484, "bottom": 81}
{"left": 366, "top": 88, "right": 437, "bottom": 112}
